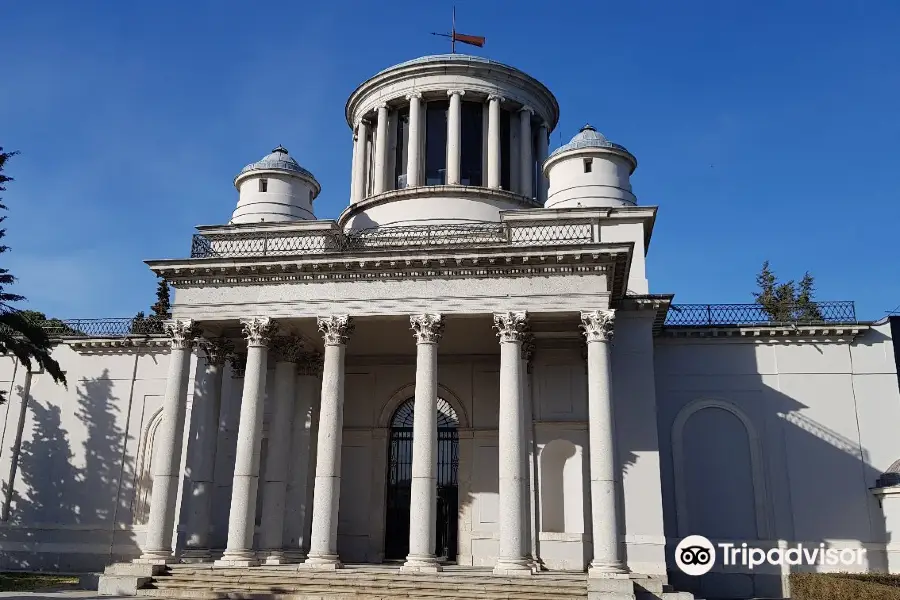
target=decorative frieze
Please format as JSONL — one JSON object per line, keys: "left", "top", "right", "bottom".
{"left": 410, "top": 314, "right": 445, "bottom": 344}
{"left": 580, "top": 310, "right": 615, "bottom": 343}
{"left": 240, "top": 317, "right": 278, "bottom": 348}
{"left": 493, "top": 311, "right": 529, "bottom": 343}
{"left": 164, "top": 319, "right": 200, "bottom": 350}
{"left": 200, "top": 337, "right": 234, "bottom": 366}
{"left": 271, "top": 336, "right": 305, "bottom": 363}
{"left": 317, "top": 315, "right": 354, "bottom": 346}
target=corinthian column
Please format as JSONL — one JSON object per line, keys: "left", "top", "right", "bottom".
{"left": 520, "top": 333, "right": 538, "bottom": 572}
{"left": 487, "top": 95, "right": 504, "bottom": 189}
{"left": 182, "top": 337, "right": 233, "bottom": 562}
{"left": 260, "top": 336, "right": 305, "bottom": 564}
{"left": 216, "top": 317, "right": 278, "bottom": 567}
{"left": 406, "top": 93, "right": 423, "bottom": 187}
{"left": 492, "top": 311, "right": 532, "bottom": 576}
{"left": 581, "top": 310, "right": 628, "bottom": 577}
{"left": 446, "top": 89, "right": 465, "bottom": 185}
{"left": 303, "top": 315, "right": 354, "bottom": 570}
{"left": 374, "top": 104, "right": 389, "bottom": 194}
{"left": 137, "top": 319, "right": 198, "bottom": 564}
{"left": 401, "top": 314, "right": 445, "bottom": 573}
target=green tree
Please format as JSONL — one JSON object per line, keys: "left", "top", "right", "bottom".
{"left": 19, "top": 310, "right": 82, "bottom": 337}
{"left": 0, "top": 148, "right": 66, "bottom": 403}
{"left": 753, "top": 261, "right": 823, "bottom": 323}
{"left": 131, "top": 278, "right": 171, "bottom": 335}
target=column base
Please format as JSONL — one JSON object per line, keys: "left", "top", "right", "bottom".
{"left": 214, "top": 550, "right": 260, "bottom": 567}
{"left": 134, "top": 551, "right": 179, "bottom": 566}
{"left": 492, "top": 559, "right": 533, "bottom": 577}
{"left": 281, "top": 550, "right": 307, "bottom": 564}
{"left": 400, "top": 554, "right": 442, "bottom": 573}
{"left": 300, "top": 554, "right": 343, "bottom": 570}
{"left": 262, "top": 550, "right": 293, "bottom": 566}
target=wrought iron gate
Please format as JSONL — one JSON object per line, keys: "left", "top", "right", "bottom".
{"left": 384, "top": 398, "right": 459, "bottom": 561}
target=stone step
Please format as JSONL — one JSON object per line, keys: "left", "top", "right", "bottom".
{"left": 139, "top": 587, "right": 579, "bottom": 600}
{"left": 146, "top": 578, "right": 585, "bottom": 598}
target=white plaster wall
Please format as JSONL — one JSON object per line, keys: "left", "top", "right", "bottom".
{"left": 655, "top": 321, "right": 900, "bottom": 599}
{"left": 232, "top": 173, "right": 316, "bottom": 224}
{"left": 599, "top": 221, "right": 648, "bottom": 294}
{"left": 0, "top": 344, "right": 187, "bottom": 571}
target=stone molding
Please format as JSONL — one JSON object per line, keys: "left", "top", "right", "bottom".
{"left": 447, "top": 89, "right": 467, "bottom": 97}
{"left": 580, "top": 310, "right": 615, "bottom": 343}
{"left": 241, "top": 317, "right": 278, "bottom": 348}
{"left": 659, "top": 324, "right": 869, "bottom": 342}
{"left": 200, "top": 337, "right": 234, "bottom": 366}
{"left": 487, "top": 94, "right": 506, "bottom": 104}
{"left": 164, "top": 319, "right": 199, "bottom": 350}
{"left": 410, "top": 313, "right": 445, "bottom": 344}
{"left": 493, "top": 311, "right": 529, "bottom": 343}
{"left": 317, "top": 315, "right": 354, "bottom": 346}
{"left": 271, "top": 335, "right": 306, "bottom": 363}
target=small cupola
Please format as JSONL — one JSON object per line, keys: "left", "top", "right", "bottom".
{"left": 231, "top": 146, "right": 321, "bottom": 224}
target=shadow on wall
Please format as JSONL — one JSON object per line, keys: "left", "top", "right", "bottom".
{"left": 656, "top": 332, "right": 892, "bottom": 600}
{"left": 1, "top": 369, "right": 140, "bottom": 571}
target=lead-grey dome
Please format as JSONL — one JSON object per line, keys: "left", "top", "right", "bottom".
{"left": 549, "top": 125, "right": 631, "bottom": 158}
{"left": 238, "top": 145, "right": 315, "bottom": 180}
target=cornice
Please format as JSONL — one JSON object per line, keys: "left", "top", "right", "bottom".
{"left": 616, "top": 294, "right": 674, "bottom": 336}
{"left": 659, "top": 324, "right": 869, "bottom": 343}
{"left": 66, "top": 336, "right": 171, "bottom": 352}
{"left": 147, "top": 245, "right": 631, "bottom": 298}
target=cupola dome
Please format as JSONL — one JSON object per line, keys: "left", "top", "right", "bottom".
{"left": 231, "top": 146, "right": 321, "bottom": 224}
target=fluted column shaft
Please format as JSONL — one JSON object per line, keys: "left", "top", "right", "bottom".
{"left": 582, "top": 310, "right": 628, "bottom": 577}
{"left": 304, "top": 316, "right": 354, "bottom": 570}
{"left": 138, "top": 320, "right": 197, "bottom": 564}
{"left": 519, "top": 107, "right": 534, "bottom": 199}
{"left": 216, "top": 317, "right": 278, "bottom": 567}
{"left": 536, "top": 122, "right": 549, "bottom": 204}
{"left": 446, "top": 90, "right": 465, "bottom": 185}
{"left": 260, "top": 337, "right": 305, "bottom": 564}
{"left": 182, "top": 338, "right": 233, "bottom": 561}
{"left": 402, "top": 314, "right": 445, "bottom": 573}
{"left": 406, "top": 93, "right": 422, "bottom": 187}
{"left": 493, "top": 312, "right": 532, "bottom": 576}
{"left": 353, "top": 120, "right": 370, "bottom": 202}
{"left": 487, "top": 95, "right": 503, "bottom": 189}
{"left": 374, "top": 105, "right": 389, "bottom": 194}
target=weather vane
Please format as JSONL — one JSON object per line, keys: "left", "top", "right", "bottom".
{"left": 431, "top": 6, "right": 485, "bottom": 54}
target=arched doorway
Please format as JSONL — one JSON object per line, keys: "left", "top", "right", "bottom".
{"left": 384, "top": 397, "right": 459, "bottom": 561}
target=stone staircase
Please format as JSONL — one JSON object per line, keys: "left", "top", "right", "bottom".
{"left": 124, "top": 564, "right": 695, "bottom": 600}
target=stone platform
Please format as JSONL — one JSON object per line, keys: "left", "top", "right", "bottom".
{"left": 99, "top": 563, "right": 696, "bottom": 600}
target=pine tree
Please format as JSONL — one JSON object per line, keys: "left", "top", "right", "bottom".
{"left": 796, "top": 272, "right": 824, "bottom": 322}
{"left": 150, "top": 278, "right": 171, "bottom": 319}
{"left": 0, "top": 148, "right": 66, "bottom": 403}
{"left": 753, "top": 261, "right": 822, "bottom": 323}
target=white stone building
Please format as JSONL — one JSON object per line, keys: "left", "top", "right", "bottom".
{"left": 1, "top": 54, "right": 899, "bottom": 600}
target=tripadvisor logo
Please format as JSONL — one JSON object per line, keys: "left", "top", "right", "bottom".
{"left": 675, "top": 535, "right": 866, "bottom": 576}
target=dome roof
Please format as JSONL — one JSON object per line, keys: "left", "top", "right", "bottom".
{"left": 549, "top": 125, "right": 631, "bottom": 158}
{"left": 238, "top": 145, "right": 315, "bottom": 180}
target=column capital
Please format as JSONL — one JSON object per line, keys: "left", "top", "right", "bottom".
{"left": 519, "top": 105, "right": 534, "bottom": 116}
{"left": 405, "top": 92, "right": 423, "bottom": 101}
{"left": 354, "top": 117, "right": 371, "bottom": 129}
{"left": 487, "top": 94, "right": 506, "bottom": 104}
{"left": 200, "top": 337, "right": 234, "bottom": 366}
{"left": 493, "top": 311, "right": 529, "bottom": 343}
{"left": 241, "top": 317, "right": 278, "bottom": 348}
{"left": 317, "top": 315, "right": 354, "bottom": 346}
{"left": 580, "top": 310, "right": 615, "bottom": 343}
{"left": 376, "top": 102, "right": 389, "bottom": 111}
{"left": 272, "top": 335, "right": 306, "bottom": 363}
{"left": 229, "top": 353, "right": 247, "bottom": 379}
{"left": 410, "top": 313, "right": 445, "bottom": 344}
{"left": 447, "top": 88, "right": 467, "bottom": 98}
{"left": 164, "top": 319, "right": 200, "bottom": 350}
{"left": 297, "top": 351, "right": 324, "bottom": 376}
{"left": 538, "top": 120, "right": 549, "bottom": 133}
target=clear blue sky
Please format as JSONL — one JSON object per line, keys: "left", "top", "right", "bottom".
{"left": 2, "top": 1, "right": 898, "bottom": 320}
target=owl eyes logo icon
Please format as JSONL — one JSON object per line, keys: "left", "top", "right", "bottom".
{"left": 675, "top": 535, "right": 716, "bottom": 576}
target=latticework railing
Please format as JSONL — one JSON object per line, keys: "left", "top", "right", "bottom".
{"left": 664, "top": 302, "right": 857, "bottom": 326}
{"left": 190, "top": 221, "right": 597, "bottom": 259}
{"left": 38, "top": 317, "right": 166, "bottom": 338}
